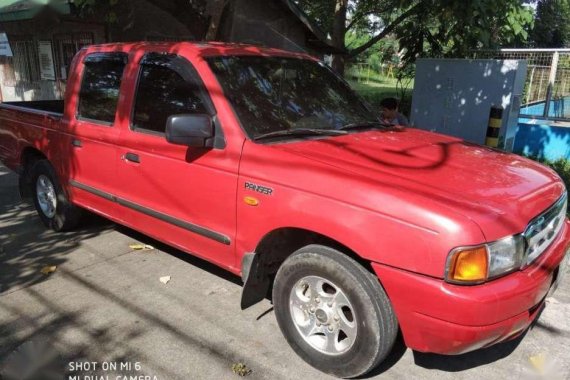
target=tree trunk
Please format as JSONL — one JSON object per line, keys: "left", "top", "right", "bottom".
{"left": 205, "top": 0, "right": 227, "bottom": 40}
{"left": 331, "top": 0, "right": 348, "bottom": 74}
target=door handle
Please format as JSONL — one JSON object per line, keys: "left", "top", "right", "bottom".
{"left": 123, "top": 152, "right": 140, "bottom": 163}
{"left": 71, "top": 139, "right": 82, "bottom": 147}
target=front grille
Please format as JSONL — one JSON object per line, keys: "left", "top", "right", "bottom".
{"left": 523, "top": 192, "right": 567, "bottom": 266}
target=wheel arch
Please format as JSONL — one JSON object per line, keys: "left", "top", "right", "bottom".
{"left": 240, "top": 226, "right": 374, "bottom": 309}
{"left": 18, "top": 146, "right": 47, "bottom": 198}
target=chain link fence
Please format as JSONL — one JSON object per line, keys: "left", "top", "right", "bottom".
{"left": 474, "top": 49, "right": 570, "bottom": 121}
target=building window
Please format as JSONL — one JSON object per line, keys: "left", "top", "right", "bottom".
{"left": 1, "top": 38, "right": 40, "bottom": 86}
{"left": 54, "top": 33, "right": 94, "bottom": 80}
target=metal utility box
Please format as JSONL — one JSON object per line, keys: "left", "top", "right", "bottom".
{"left": 410, "top": 59, "right": 527, "bottom": 151}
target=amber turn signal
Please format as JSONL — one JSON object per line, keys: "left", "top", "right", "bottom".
{"left": 446, "top": 246, "right": 488, "bottom": 283}
{"left": 244, "top": 196, "right": 259, "bottom": 206}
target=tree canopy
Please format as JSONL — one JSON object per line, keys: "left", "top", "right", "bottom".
{"left": 74, "top": 0, "right": 537, "bottom": 73}
{"left": 531, "top": 0, "right": 570, "bottom": 47}
{"left": 296, "top": 0, "right": 534, "bottom": 72}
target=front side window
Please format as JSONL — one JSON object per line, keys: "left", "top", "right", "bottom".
{"left": 206, "top": 56, "right": 377, "bottom": 139}
{"left": 77, "top": 53, "right": 127, "bottom": 124}
{"left": 132, "top": 54, "right": 207, "bottom": 134}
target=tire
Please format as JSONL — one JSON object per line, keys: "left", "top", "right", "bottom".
{"left": 273, "top": 245, "right": 398, "bottom": 378}
{"left": 30, "top": 160, "right": 81, "bottom": 231}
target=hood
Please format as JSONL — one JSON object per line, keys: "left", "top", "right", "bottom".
{"left": 271, "top": 128, "right": 565, "bottom": 240}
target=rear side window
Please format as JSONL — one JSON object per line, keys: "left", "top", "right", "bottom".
{"left": 77, "top": 53, "right": 127, "bottom": 124}
{"left": 132, "top": 54, "right": 207, "bottom": 134}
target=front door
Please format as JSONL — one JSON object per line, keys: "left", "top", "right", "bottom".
{"left": 115, "top": 52, "right": 238, "bottom": 269}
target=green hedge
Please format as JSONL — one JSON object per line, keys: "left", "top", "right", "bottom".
{"left": 531, "top": 157, "right": 570, "bottom": 193}
{"left": 528, "top": 157, "right": 570, "bottom": 216}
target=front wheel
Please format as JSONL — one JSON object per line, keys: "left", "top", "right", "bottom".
{"left": 272, "top": 245, "right": 398, "bottom": 378}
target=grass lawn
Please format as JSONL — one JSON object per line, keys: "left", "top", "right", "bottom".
{"left": 347, "top": 77, "right": 414, "bottom": 115}
{"left": 346, "top": 68, "right": 414, "bottom": 105}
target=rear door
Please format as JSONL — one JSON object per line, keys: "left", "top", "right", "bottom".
{"left": 64, "top": 52, "right": 127, "bottom": 220}
{"left": 115, "top": 52, "right": 238, "bottom": 269}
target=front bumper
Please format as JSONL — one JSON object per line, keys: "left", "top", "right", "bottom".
{"left": 372, "top": 219, "right": 570, "bottom": 355}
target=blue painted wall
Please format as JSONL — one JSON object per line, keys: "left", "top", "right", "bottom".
{"left": 514, "top": 97, "right": 570, "bottom": 160}
{"left": 514, "top": 118, "right": 570, "bottom": 160}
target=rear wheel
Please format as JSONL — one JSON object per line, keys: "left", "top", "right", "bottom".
{"left": 30, "top": 160, "right": 81, "bottom": 231}
{"left": 272, "top": 245, "right": 398, "bottom": 378}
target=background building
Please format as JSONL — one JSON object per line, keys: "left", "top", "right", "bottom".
{"left": 0, "top": 0, "right": 336, "bottom": 102}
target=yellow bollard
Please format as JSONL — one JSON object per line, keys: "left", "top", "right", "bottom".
{"left": 485, "top": 106, "right": 503, "bottom": 148}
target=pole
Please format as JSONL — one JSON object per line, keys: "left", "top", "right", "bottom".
{"left": 544, "top": 51, "right": 559, "bottom": 119}
{"left": 526, "top": 66, "right": 535, "bottom": 105}
{"left": 486, "top": 106, "right": 503, "bottom": 148}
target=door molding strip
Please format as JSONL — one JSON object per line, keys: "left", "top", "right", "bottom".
{"left": 69, "top": 179, "right": 231, "bottom": 245}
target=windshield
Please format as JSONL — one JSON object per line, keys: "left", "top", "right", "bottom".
{"left": 206, "top": 56, "right": 378, "bottom": 139}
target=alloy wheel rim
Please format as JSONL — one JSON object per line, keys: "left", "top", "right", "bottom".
{"left": 36, "top": 175, "right": 57, "bottom": 218}
{"left": 289, "top": 275, "right": 357, "bottom": 355}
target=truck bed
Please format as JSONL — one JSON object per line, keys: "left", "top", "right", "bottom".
{"left": 0, "top": 100, "right": 64, "bottom": 115}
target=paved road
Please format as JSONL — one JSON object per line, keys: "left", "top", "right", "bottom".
{"left": 1, "top": 163, "right": 569, "bottom": 380}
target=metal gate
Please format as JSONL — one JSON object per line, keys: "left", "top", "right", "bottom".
{"left": 1, "top": 38, "right": 40, "bottom": 87}
{"left": 475, "top": 49, "right": 570, "bottom": 121}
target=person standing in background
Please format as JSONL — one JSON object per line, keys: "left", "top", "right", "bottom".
{"left": 380, "top": 97, "right": 409, "bottom": 126}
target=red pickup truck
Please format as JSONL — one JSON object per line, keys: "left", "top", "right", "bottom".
{"left": 0, "top": 42, "right": 569, "bottom": 377}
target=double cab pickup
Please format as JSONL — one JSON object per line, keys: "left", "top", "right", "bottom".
{"left": 0, "top": 42, "right": 569, "bottom": 378}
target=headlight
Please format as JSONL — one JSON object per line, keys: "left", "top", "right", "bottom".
{"left": 487, "top": 235, "right": 526, "bottom": 277}
{"left": 445, "top": 235, "right": 525, "bottom": 284}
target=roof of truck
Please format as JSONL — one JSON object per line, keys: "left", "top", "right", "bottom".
{"left": 83, "top": 41, "right": 319, "bottom": 61}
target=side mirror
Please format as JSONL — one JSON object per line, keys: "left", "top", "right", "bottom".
{"left": 165, "top": 114, "right": 214, "bottom": 148}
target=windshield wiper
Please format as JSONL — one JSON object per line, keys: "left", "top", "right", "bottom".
{"left": 253, "top": 128, "right": 347, "bottom": 141}
{"left": 339, "top": 121, "right": 392, "bottom": 131}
